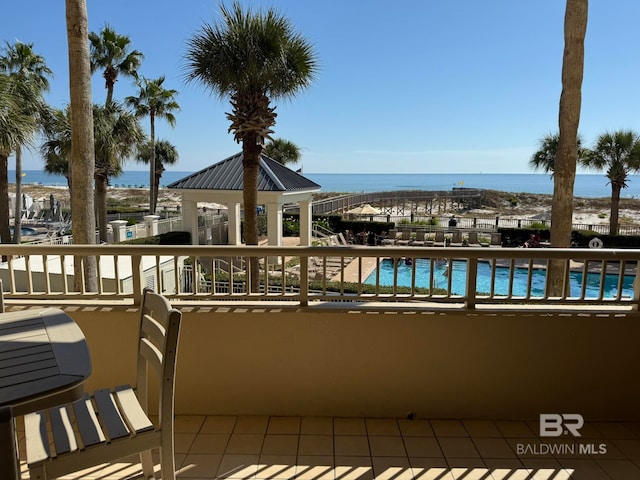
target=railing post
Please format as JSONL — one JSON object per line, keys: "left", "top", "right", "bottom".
{"left": 466, "top": 257, "right": 478, "bottom": 309}
{"left": 299, "top": 256, "right": 309, "bottom": 307}
{"left": 132, "top": 254, "right": 143, "bottom": 305}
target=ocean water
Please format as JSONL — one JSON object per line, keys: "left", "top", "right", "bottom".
{"left": 9, "top": 170, "right": 639, "bottom": 198}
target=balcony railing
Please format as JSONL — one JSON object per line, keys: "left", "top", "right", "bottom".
{"left": 1, "top": 244, "right": 638, "bottom": 310}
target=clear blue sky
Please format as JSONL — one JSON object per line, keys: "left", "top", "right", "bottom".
{"left": 5, "top": 1, "right": 640, "bottom": 174}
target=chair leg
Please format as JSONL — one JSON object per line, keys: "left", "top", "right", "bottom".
{"left": 140, "top": 449, "right": 155, "bottom": 479}
{"left": 160, "top": 446, "right": 176, "bottom": 480}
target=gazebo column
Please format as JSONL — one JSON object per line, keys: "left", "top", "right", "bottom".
{"left": 266, "top": 202, "right": 283, "bottom": 247}
{"left": 227, "top": 202, "right": 242, "bottom": 245}
{"left": 182, "top": 198, "right": 199, "bottom": 245}
{"left": 299, "top": 199, "right": 312, "bottom": 246}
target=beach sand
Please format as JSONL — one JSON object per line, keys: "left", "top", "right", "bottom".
{"left": 11, "top": 184, "right": 640, "bottom": 227}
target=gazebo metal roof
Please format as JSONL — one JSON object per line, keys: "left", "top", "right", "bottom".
{"left": 167, "top": 152, "right": 320, "bottom": 192}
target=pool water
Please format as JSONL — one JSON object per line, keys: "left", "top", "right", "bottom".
{"left": 364, "top": 258, "right": 636, "bottom": 298}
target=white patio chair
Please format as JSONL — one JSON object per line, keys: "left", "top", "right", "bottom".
{"left": 25, "top": 289, "right": 182, "bottom": 480}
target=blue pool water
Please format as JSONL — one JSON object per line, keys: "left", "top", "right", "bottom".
{"left": 9, "top": 226, "right": 38, "bottom": 236}
{"left": 364, "top": 258, "right": 636, "bottom": 298}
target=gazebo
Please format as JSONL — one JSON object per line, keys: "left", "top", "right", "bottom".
{"left": 167, "top": 152, "right": 321, "bottom": 247}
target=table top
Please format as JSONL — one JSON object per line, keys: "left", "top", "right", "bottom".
{"left": 0, "top": 308, "right": 91, "bottom": 416}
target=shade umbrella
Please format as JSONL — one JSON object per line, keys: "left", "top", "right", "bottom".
{"left": 346, "top": 204, "right": 381, "bottom": 215}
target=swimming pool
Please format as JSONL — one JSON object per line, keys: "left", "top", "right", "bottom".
{"left": 364, "top": 258, "right": 636, "bottom": 298}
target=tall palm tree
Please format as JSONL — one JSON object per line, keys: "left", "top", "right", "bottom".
{"left": 0, "top": 41, "right": 53, "bottom": 243}
{"left": 126, "top": 76, "right": 179, "bottom": 214}
{"left": 548, "top": 0, "right": 588, "bottom": 297}
{"left": 93, "top": 102, "right": 145, "bottom": 241}
{"left": 263, "top": 138, "right": 301, "bottom": 166}
{"left": 135, "top": 138, "right": 179, "bottom": 209}
{"left": 184, "top": 1, "right": 318, "bottom": 290}
{"left": 581, "top": 130, "right": 640, "bottom": 235}
{"left": 66, "top": 0, "right": 98, "bottom": 291}
{"left": 529, "top": 132, "right": 585, "bottom": 177}
{"left": 89, "top": 24, "right": 144, "bottom": 105}
{"left": 0, "top": 76, "right": 35, "bottom": 244}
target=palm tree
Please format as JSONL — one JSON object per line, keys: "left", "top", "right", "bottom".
{"left": 263, "top": 138, "right": 301, "bottom": 166}
{"left": 135, "top": 138, "right": 179, "bottom": 209}
{"left": 93, "top": 102, "right": 145, "bottom": 242}
{"left": 581, "top": 130, "right": 640, "bottom": 235}
{"left": 548, "top": 0, "right": 588, "bottom": 297}
{"left": 529, "top": 132, "right": 585, "bottom": 177}
{"left": 184, "top": 1, "right": 318, "bottom": 291}
{"left": 126, "top": 76, "right": 179, "bottom": 214}
{"left": 89, "top": 24, "right": 144, "bottom": 105}
{"left": 65, "top": 0, "right": 98, "bottom": 291}
{"left": 41, "top": 107, "right": 72, "bottom": 192}
{"left": 0, "top": 76, "right": 35, "bottom": 244}
{"left": 0, "top": 41, "right": 53, "bottom": 243}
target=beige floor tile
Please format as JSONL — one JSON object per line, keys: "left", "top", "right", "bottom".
{"left": 481, "top": 458, "right": 528, "bottom": 480}
{"left": 268, "top": 417, "right": 301, "bottom": 434}
{"left": 333, "top": 456, "right": 374, "bottom": 480}
{"left": 407, "top": 457, "right": 453, "bottom": 479}
{"left": 334, "top": 435, "right": 370, "bottom": 456}
{"left": 592, "top": 422, "right": 638, "bottom": 440}
{"left": 596, "top": 458, "right": 640, "bottom": 479}
{"left": 225, "top": 434, "right": 265, "bottom": 455}
{"left": 261, "top": 434, "right": 299, "bottom": 455}
{"left": 190, "top": 433, "right": 231, "bottom": 455}
{"left": 519, "top": 458, "right": 566, "bottom": 479}
{"left": 300, "top": 417, "right": 334, "bottom": 435}
{"left": 444, "top": 458, "right": 487, "bottom": 480}
{"left": 254, "top": 456, "right": 297, "bottom": 479}
{"left": 610, "top": 438, "right": 640, "bottom": 459}
{"left": 295, "top": 458, "right": 335, "bottom": 479}
{"left": 234, "top": 416, "right": 270, "bottom": 434}
{"left": 201, "top": 416, "right": 237, "bottom": 434}
{"left": 334, "top": 418, "right": 367, "bottom": 435}
{"left": 404, "top": 436, "right": 444, "bottom": 458}
{"left": 178, "top": 453, "right": 223, "bottom": 478}
{"left": 369, "top": 435, "right": 407, "bottom": 457}
{"left": 398, "top": 419, "right": 434, "bottom": 437}
{"left": 298, "top": 434, "right": 334, "bottom": 456}
{"left": 175, "top": 432, "right": 198, "bottom": 453}
{"left": 556, "top": 458, "right": 610, "bottom": 480}
{"left": 471, "top": 437, "right": 517, "bottom": 459}
{"left": 438, "top": 437, "right": 481, "bottom": 458}
{"left": 463, "top": 420, "right": 501, "bottom": 438}
{"left": 622, "top": 422, "right": 640, "bottom": 437}
{"left": 371, "top": 456, "right": 411, "bottom": 479}
{"left": 175, "top": 415, "right": 207, "bottom": 434}
{"left": 430, "top": 420, "right": 468, "bottom": 437}
{"left": 494, "top": 421, "right": 535, "bottom": 438}
{"left": 366, "top": 418, "right": 400, "bottom": 436}
{"left": 216, "top": 454, "right": 261, "bottom": 479}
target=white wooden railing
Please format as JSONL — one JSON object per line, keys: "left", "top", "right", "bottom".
{"left": 0, "top": 244, "right": 637, "bottom": 310}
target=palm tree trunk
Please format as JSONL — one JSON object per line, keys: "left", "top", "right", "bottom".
{"left": 0, "top": 154, "right": 10, "bottom": 244}
{"left": 95, "top": 174, "right": 108, "bottom": 242}
{"left": 610, "top": 184, "right": 621, "bottom": 236}
{"left": 149, "top": 115, "right": 156, "bottom": 214}
{"left": 548, "top": 0, "right": 588, "bottom": 297}
{"left": 13, "top": 145, "right": 23, "bottom": 244}
{"left": 242, "top": 133, "right": 261, "bottom": 293}
{"left": 66, "top": 0, "right": 98, "bottom": 292}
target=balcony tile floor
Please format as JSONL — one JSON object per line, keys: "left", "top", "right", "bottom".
{"left": 18, "top": 416, "right": 640, "bottom": 479}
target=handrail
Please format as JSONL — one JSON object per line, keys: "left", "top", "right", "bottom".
{"left": 0, "top": 244, "right": 638, "bottom": 310}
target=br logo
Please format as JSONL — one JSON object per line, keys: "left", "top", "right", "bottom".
{"left": 539, "top": 414, "right": 584, "bottom": 437}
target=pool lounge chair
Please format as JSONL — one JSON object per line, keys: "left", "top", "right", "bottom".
{"left": 411, "top": 231, "right": 427, "bottom": 246}
{"left": 467, "top": 231, "right": 481, "bottom": 247}
{"left": 433, "top": 230, "right": 446, "bottom": 247}
{"left": 396, "top": 230, "right": 412, "bottom": 246}
{"left": 450, "top": 230, "right": 463, "bottom": 247}
{"left": 489, "top": 232, "right": 502, "bottom": 247}
{"left": 381, "top": 229, "right": 398, "bottom": 245}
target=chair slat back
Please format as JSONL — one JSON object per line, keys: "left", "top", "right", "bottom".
{"left": 136, "top": 288, "right": 182, "bottom": 431}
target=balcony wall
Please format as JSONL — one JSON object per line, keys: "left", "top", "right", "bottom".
{"left": 59, "top": 302, "right": 640, "bottom": 421}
